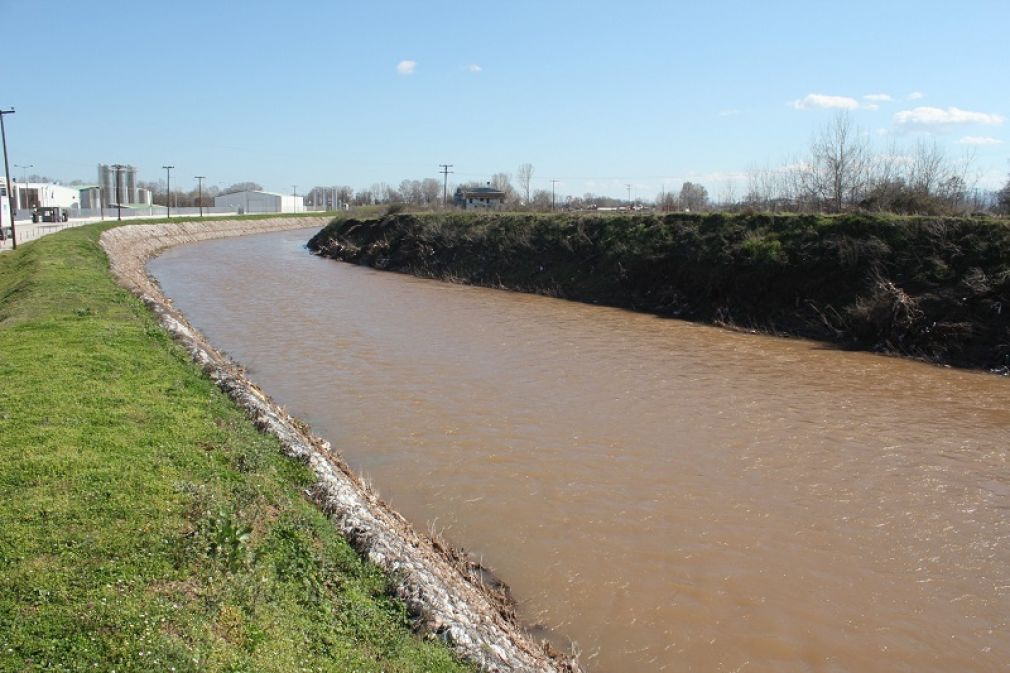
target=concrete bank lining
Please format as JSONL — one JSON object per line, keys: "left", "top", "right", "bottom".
{"left": 100, "top": 218, "right": 581, "bottom": 673}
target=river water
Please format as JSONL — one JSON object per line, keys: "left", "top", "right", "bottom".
{"left": 149, "top": 227, "right": 1010, "bottom": 673}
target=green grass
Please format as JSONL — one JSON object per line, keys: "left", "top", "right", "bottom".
{"left": 0, "top": 223, "right": 472, "bottom": 673}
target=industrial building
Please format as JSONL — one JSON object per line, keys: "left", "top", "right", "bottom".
{"left": 5, "top": 179, "right": 82, "bottom": 211}
{"left": 213, "top": 190, "right": 305, "bottom": 214}
{"left": 97, "top": 164, "right": 150, "bottom": 206}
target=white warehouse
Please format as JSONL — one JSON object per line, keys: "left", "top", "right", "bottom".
{"left": 213, "top": 190, "right": 305, "bottom": 214}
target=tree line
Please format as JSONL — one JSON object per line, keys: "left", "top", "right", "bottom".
{"left": 23, "top": 116, "right": 1010, "bottom": 216}
{"left": 739, "top": 113, "right": 1004, "bottom": 216}
{"left": 310, "top": 115, "right": 1009, "bottom": 216}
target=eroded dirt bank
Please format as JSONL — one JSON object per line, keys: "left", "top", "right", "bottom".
{"left": 309, "top": 212, "right": 1010, "bottom": 372}
{"left": 100, "top": 218, "right": 580, "bottom": 673}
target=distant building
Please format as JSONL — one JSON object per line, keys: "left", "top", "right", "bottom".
{"left": 454, "top": 185, "right": 506, "bottom": 210}
{"left": 213, "top": 190, "right": 305, "bottom": 214}
{"left": 78, "top": 185, "right": 102, "bottom": 210}
{"left": 6, "top": 179, "right": 81, "bottom": 211}
{"left": 98, "top": 164, "right": 141, "bottom": 205}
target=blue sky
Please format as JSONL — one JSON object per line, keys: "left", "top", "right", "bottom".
{"left": 4, "top": 0, "right": 1008, "bottom": 199}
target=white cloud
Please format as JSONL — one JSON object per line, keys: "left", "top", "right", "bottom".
{"left": 863, "top": 103, "right": 880, "bottom": 111}
{"left": 718, "top": 109, "right": 741, "bottom": 117}
{"left": 958, "top": 136, "right": 1003, "bottom": 145}
{"left": 396, "top": 60, "right": 416, "bottom": 75}
{"left": 791, "top": 93, "right": 860, "bottom": 110}
{"left": 468, "top": 64, "right": 482, "bottom": 73}
{"left": 893, "top": 106, "right": 1004, "bottom": 128}
{"left": 864, "top": 93, "right": 893, "bottom": 102}
{"left": 907, "top": 91, "right": 925, "bottom": 100}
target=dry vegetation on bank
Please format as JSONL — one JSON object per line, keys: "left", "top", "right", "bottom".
{"left": 309, "top": 211, "right": 1010, "bottom": 372}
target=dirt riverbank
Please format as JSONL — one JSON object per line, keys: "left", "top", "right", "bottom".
{"left": 309, "top": 212, "right": 1010, "bottom": 372}
{"left": 100, "top": 218, "right": 580, "bottom": 673}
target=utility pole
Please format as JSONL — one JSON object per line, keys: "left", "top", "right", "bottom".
{"left": 551, "top": 179, "right": 559, "bottom": 211}
{"left": 1, "top": 108, "right": 16, "bottom": 249}
{"left": 626, "top": 184, "right": 632, "bottom": 209}
{"left": 439, "top": 164, "right": 453, "bottom": 207}
{"left": 195, "top": 176, "right": 206, "bottom": 217}
{"left": 111, "top": 164, "right": 125, "bottom": 221}
{"left": 162, "top": 165, "right": 174, "bottom": 218}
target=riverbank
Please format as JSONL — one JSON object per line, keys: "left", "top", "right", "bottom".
{"left": 1, "top": 219, "right": 576, "bottom": 672}
{"left": 308, "top": 211, "right": 1010, "bottom": 371}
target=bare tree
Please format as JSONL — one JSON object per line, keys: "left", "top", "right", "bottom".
{"left": 804, "top": 112, "right": 870, "bottom": 212}
{"left": 220, "top": 181, "right": 263, "bottom": 195}
{"left": 718, "top": 180, "right": 738, "bottom": 209}
{"left": 336, "top": 185, "right": 354, "bottom": 206}
{"left": 656, "top": 190, "right": 678, "bottom": 212}
{"left": 517, "top": 163, "right": 534, "bottom": 205}
{"left": 679, "top": 182, "right": 709, "bottom": 212}
{"left": 398, "top": 179, "right": 426, "bottom": 205}
{"left": 420, "top": 178, "right": 441, "bottom": 205}
{"left": 745, "top": 164, "right": 775, "bottom": 207}
{"left": 530, "top": 188, "right": 551, "bottom": 211}
{"left": 997, "top": 173, "right": 1010, "bottom": 215}
{"left": 908, "top": 139, "right": 948, "bottom": 196}
{"left": 491, "top": 172, "right": 516, "bottom": 205}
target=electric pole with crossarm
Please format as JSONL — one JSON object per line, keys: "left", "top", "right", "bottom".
{"left": 439, "top": 164, "right": 453, "bottom": 207}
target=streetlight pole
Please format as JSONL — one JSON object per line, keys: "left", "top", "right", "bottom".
{"left": 1, "top": 108, "right": 18, "bottom": 249}
{"left": 111, "top": 164, "right": 125, "bottom": 221}
{"left": 162, "top": 165, "right": 173, "bottom": 218}
{"left": 195, "top": 176, "right": 205, "bottom": 217}
{"left": 13, "top": 163, "right": 31, "bottom": 214}
{"left": 14, "top": 163, "right": 32, "bottom": 185}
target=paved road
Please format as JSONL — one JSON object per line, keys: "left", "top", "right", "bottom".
{"left": 1, "top": 212, "right": 242, "bottom": 252}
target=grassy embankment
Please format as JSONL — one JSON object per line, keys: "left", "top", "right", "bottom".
{"left": 309, "top": 211, "right": 1010, "bottom": 371}
{"left": 0, "top": 223, "right": 471, "bottom": 672}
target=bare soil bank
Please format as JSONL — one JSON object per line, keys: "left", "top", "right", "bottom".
{"left": 101, "top": 218, "right": 580, "bottom": 673}
{"left": 308, "top": 212, "right": 1010, "bottom": 372}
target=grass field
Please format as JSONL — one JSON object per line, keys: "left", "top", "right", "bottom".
{"left": 0, "top": 222, "right": 471, "bottom": 672}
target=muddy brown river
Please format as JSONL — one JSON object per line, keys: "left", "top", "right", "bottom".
{"left": 149, "top": 227, "right": 1009, "bottom": 673}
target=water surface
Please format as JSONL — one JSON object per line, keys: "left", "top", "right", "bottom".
{"left": 150, "top": 228, "right": 1010, "bottom": 673}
